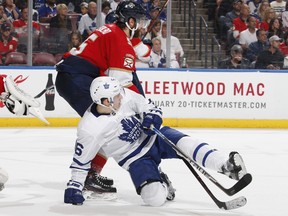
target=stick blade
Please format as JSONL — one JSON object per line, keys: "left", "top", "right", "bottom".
{"left": 229, "top": 173, "right": 252, "bottom": 195}
{"left": 222, "top": 196, "right": 247, "bottom": 210}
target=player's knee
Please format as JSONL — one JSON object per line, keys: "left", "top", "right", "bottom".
{"left": 140, "top": 182, "right": 166, "bottom": 207}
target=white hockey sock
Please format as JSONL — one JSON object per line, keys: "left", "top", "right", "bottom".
{"left": 176, "top": 137, "right": 227, "bottom": 171}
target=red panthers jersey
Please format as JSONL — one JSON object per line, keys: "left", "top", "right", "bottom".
{"left": 0, "top": 75, "right": 4, "bottom": 95}
{"left": 64, "top": 24, "right": 136, "bottom": 76}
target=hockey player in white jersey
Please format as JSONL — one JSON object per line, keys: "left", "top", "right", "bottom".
{"left": 64, "top": 76, "right": 248, "bottom": 206}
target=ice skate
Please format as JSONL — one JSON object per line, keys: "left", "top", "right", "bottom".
{"left": 87, "top": 170, "right": 114, "bottom": 186}
{"left": 84, "top": 172, "right": 117, "bottom": 193}
{"left": 220, "top": 151, "right": 247, "bottom": 180}
{"left": 160, "top": 169, "right": 176, "bottom": 201}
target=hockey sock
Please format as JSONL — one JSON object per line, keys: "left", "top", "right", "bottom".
{"left": 177, "top": 136, "right": 227, "bottom": 171}
{"left": 91, "top": 153, "right": 108, "bottom": 173}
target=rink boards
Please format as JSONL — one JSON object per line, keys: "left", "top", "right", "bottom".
{"left": 1, "top": 67, "right": 288, "bottom": 128}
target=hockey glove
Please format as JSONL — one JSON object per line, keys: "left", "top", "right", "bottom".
{"left": 64, "top": 180, "right": 85, "bottom": 205}
{"left": 4, "top": 95, "right": 28, "bottom": 116}
{"left": 142, "top": 112, "right": 162, "bottom": 136}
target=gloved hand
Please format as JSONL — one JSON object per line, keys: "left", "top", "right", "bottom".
{"left": 4, "top": 95, "right": 28, "bottom": 116}
{"left": 64, "top": 180, "right": 85, "bottom": 205}
{"left": 142, "top": 112, "right": 162, "bottom": 136}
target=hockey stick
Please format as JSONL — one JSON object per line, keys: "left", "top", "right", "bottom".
{"left": 151, "top": 126, "right": 248, "bottom": 210}
{"left": 141, "top": 0, "right": 170, "bottom": 40}
{"left": 152, "top": 126, "right": 252, "bottom": 196}
{"left": 34, "top": 85, "right": 54, "bottom": 99}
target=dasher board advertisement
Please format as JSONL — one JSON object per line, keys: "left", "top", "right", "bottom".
{"left": 1, "top": 68, "right": 288, "bottom": 127}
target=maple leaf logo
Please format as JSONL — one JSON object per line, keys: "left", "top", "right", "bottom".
{"left": 119, "top": 117, "right": 142, "bottom": 144}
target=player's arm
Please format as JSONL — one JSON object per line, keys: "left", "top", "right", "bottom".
{"left": 108, "top": 68, "right": 140, "bottom": 93}
{"left": 65, "top": 122, "right": 106, "bottom": 205}
{"left": 127, "top": 89, "right": 163, "bottom": 136}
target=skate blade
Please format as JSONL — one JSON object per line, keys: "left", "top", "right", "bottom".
{"left": 83, "top": 190, "right": 117, "bottom": 201}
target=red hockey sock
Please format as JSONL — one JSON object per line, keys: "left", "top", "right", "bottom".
{"left": 90, "top": 153, "right": 107, "bottom": 173}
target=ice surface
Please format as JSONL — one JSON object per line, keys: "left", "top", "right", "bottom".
{"left": 1, "top": 128, "right": 287, "bottom": 216}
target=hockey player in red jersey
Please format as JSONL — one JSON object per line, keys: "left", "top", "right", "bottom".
{"left": 55, "top": 1, "right": 148, "bottom": 195}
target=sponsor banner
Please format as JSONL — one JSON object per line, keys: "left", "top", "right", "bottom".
{"left": 138, "top": 71, "right": 288, "bottom": 119}
{"left": 0, "top": 68, "right": 288, "bottom": 120}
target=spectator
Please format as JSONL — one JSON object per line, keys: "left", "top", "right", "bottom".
{"left": 146, "top": 19, "right": 161, "bottom": 39}
{"left": 71, "top": 0, "right": 86, "bottom": 14}
{"left": 0, "top": 5, "right": 12, "bottom": 27}
{"left": 13, "top": 6, "right": 40, "bottom": 38}
{"left": 149, "top": 37, "right": 179, "bottom": 68}
{"left": 34, "top": 0, "right": 45, "bottom": 11}
{"left": 137, "top": 0, "right": 151, "bottom": 17}
{"left": 279, "top": 32, "right": 288, "bottom": 56}
{"left": 131, "top": 29, "right": 151, "bottom": 68}
{"left": 0, "top": 22, "right": 18, "bottom": 64}
{"left": 281, "top": 1, "right": 288, "bottom": 32}
{"left": 78, "top": 1, "right": 98, "bottom": 40}
{"left": 247, "top": 0, "right": 261, "bottom": 17}
{"left": 49, "top": 3, "right": 72, "bottom": 32}
{"left": 217, "top": 0, "right": 242, "bottom": 42}
{"left": 232, "top": 4, "right": 251, "bottom": 39}
{"left": 38, "top": 0, "right": 57, "bottom": 23}
{"left": 260, "top": 7, "right": 276, "bottom": 31}
{"left": 239, "top": 16, "right": 258, "bottom": 50}
{"left": 79, "top": 1, "right": 88, "bottom": 15}
{"left": 148, "top": 5, "right": 165, "bottom": 22}
{"left": 245, "top": 29, "right": 269, "bottom": 62}
{"left": 270, "top": 0, "right": 286, "bottom": 18}
{"left": 67, "top": 30, "right": 82, "bottom": 50}
{"left": 101, "top": 1, "right": 111, "bottom": 25}
{"left": 149, "top": 0, "right": 166, "bottom": 21}
{"left": 267, "top": 17, "right": 284, "bottom": 39}
{"left": 217, "top": 0, "right": 235, "bottom": 19}
{"left": 142, "top": 5, "right": 164, "bottom": 40}
{"left": 110, "top": 0, "right": 121, "bottom": 11}
{"left": 2, "top": 0, "right": 20, "bottom": 22}
{"left": 157, "top": 22, "right": 184, "bottom": 65}
{"left": 49, "top": 3, "right": 72, "bottom": 53}
{"left": 255, "top": 35, "right": 284, "bottom": 69}
{"left": 218, "top": 44, "right": 251, "bottom": 69}
{"left": 256, "top": 0, "right": 270, "bottom": 21}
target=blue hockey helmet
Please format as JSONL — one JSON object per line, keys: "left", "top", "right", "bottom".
{"left": 105, "top": 11, "right": 118, "bottom": 24}
{"left": 115, "top": 1, "right": 148, "bottom": 36}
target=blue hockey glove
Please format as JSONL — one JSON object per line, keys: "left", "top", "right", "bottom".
{"left": 64, "top": 180, "right": 85, "bottom": 205}
{"left": 142, "top": 112, "right": 162, "bottom": 136}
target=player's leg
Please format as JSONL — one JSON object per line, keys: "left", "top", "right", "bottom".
{"left": 84, "top": 149, "right": 116, "bottom": 193}
{"left": 55, "top": 72, "right": 116, "bottom": 192}
{"left": 128, "top": 156, "right": 175, "bottom": 207}
{"left": 159, "top": 126, "right": 247, "bottom": 180}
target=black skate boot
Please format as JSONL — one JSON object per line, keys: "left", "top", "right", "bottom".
{"left": 88, "top": 170, "right": 114, "bottom": 186}
{"left": 160, "top": 169, "right": 176, "bottom": 201}
{"left": 84, "top": 171, "right": 116, "bottom": 193}
{"left": 219, "top": 151, "right": 247, "bottom": 180}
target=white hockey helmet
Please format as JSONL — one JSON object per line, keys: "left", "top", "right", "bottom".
{"left": 90, "top": 77, "right": 122, "bottom": 106}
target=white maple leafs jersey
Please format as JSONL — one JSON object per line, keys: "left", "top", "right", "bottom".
{"left": 72, "top": 88, "right": 159, "bottom": 173}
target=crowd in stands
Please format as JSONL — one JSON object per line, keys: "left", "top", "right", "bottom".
{"left": 209, "top": 0, "right": 288, "bottom": 69}
{"left": 0, "top": 0, "right": 185, "bottom": 68}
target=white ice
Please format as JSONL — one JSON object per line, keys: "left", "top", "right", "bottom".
{"left": 0, "top": 128, "right": 287, "bottom": 216}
